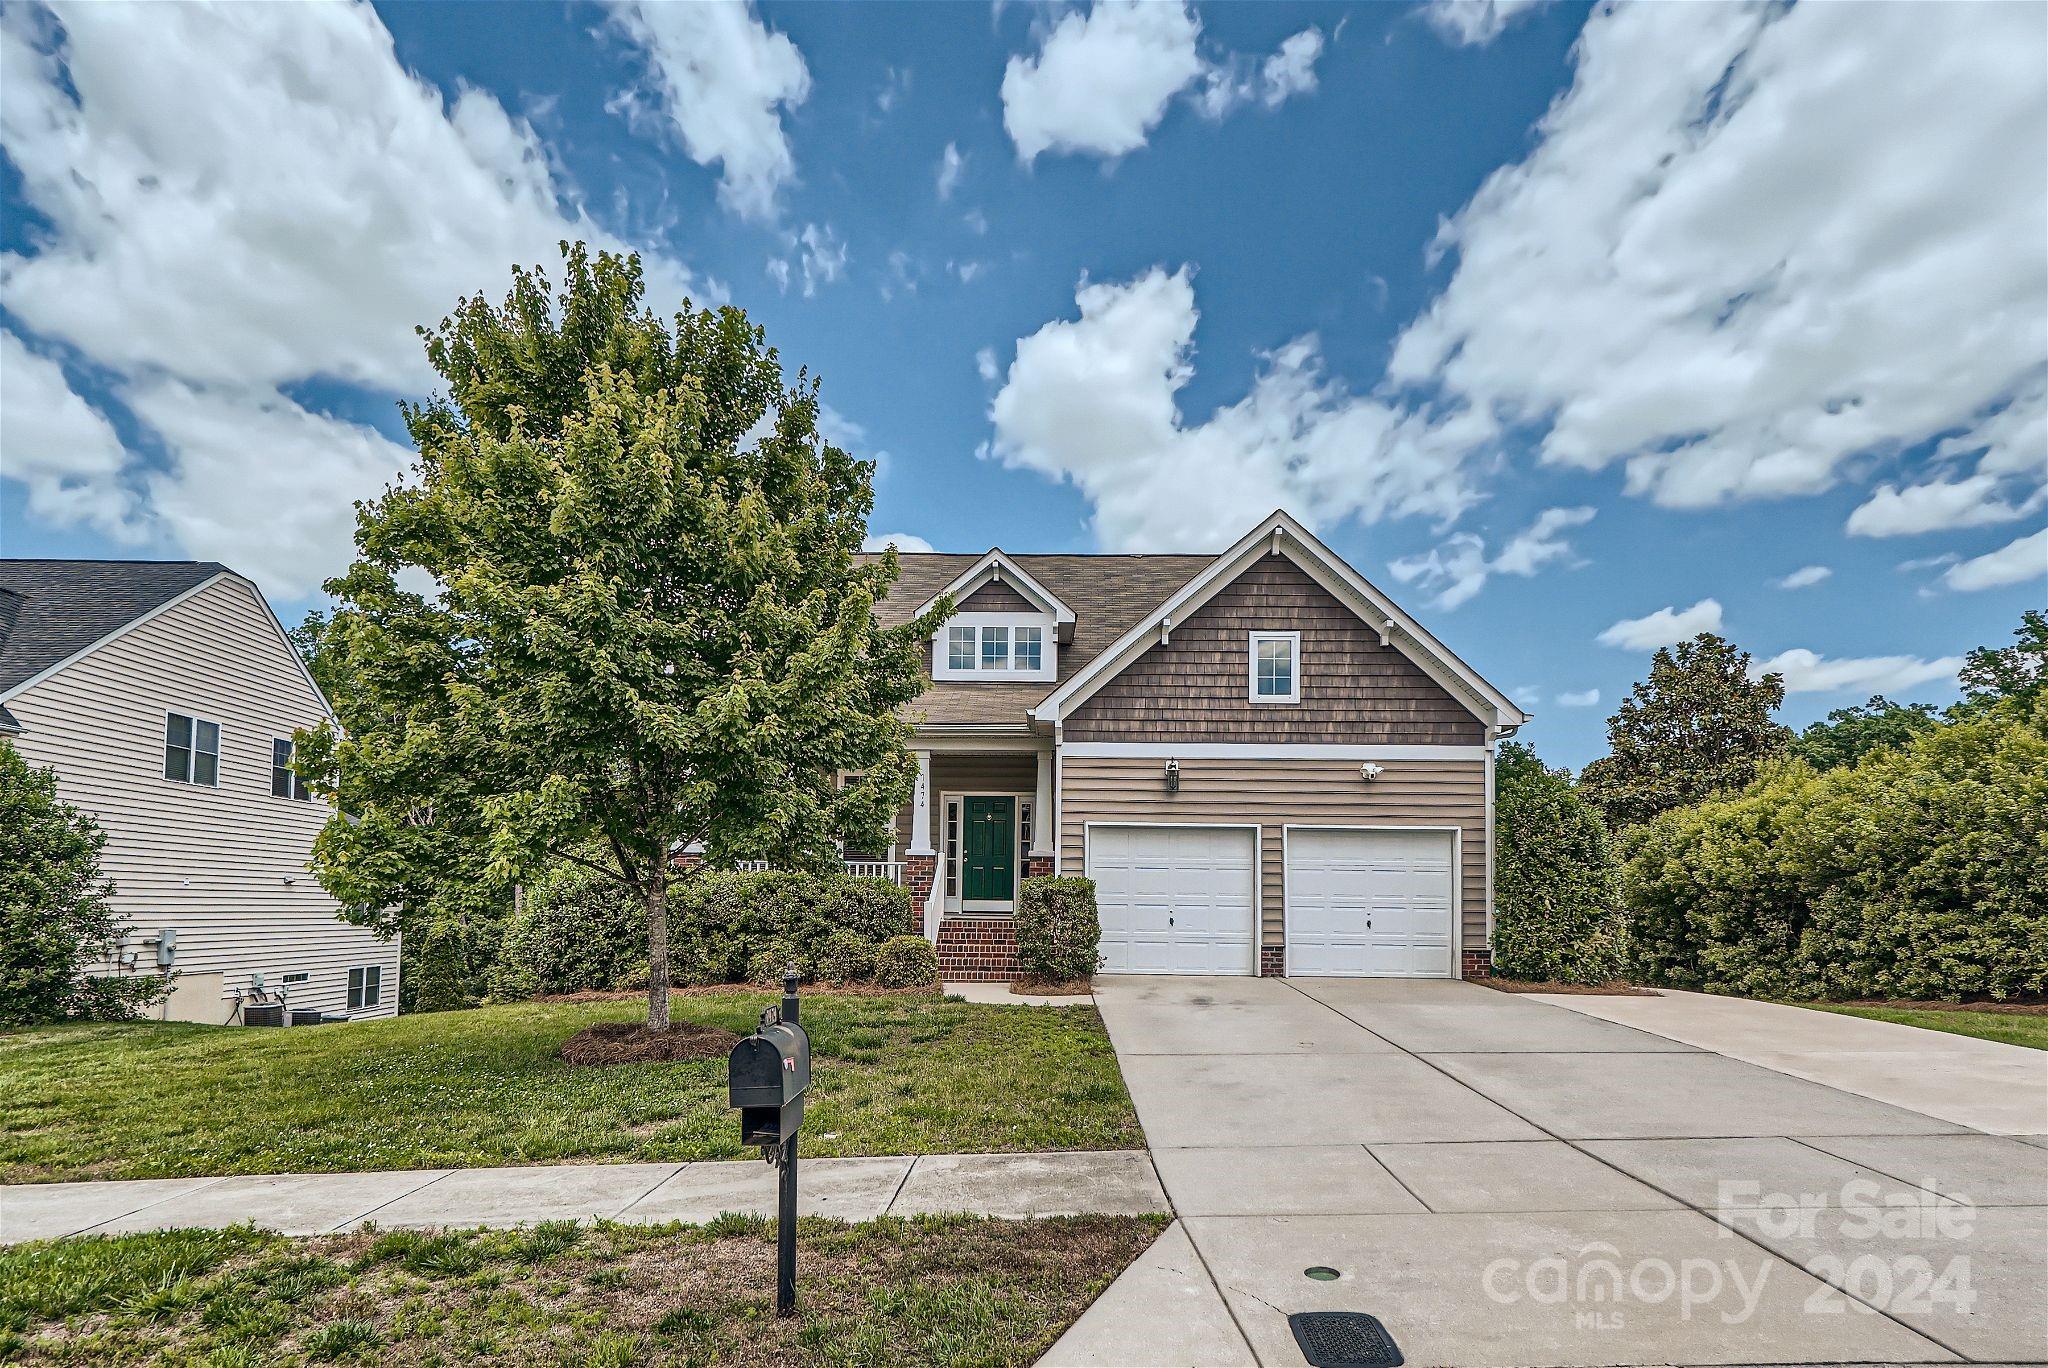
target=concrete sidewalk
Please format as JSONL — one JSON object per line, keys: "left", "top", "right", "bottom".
{"left": 0, "top": 1149, "right": 1165, "bottom": 1244}
{"left": 1533, "top": 987, "right": 2048, "bottom": 1135}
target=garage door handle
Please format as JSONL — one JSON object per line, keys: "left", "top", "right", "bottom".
{"left": 1168, "top": 915, "right": 1175, "bottom": 925}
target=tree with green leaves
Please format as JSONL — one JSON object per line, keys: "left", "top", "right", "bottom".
{"left": 1492, "top": 742, "right": 1628, "bottom": 984}
{"left": 300, "top": 243, "right": 941, "bottom": 1030}
{"left": 1579, "top": 633, "right": 1792, "bottom": 828}
{"left": 1956, "top": 608, "right": 2047, "bottom": 713}
{"left": 1791, "top": 695, "right": 1940, "bottom": 771}
{"left": 0, "top": 742, "right": 166, "bottom": 1025}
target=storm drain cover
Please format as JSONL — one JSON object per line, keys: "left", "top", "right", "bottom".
{"left": 1287, "top": 1311, "right": 1404, "bottom": 1368}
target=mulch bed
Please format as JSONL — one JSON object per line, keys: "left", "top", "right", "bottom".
{"left": 1010, "top": 977, "right": 1094, "bottom": 997}
{"left": 1822, "top": 997, "right": 2048, "bottom": 1017}
{"left": 1479, "top": 978, "right": 1657, "bottom": 996}
{"left": 558, "top": 1020, "right": 741, "bottom": 1066}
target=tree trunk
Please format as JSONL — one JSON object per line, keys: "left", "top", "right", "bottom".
{"left": 646, "top": 872, "right": 672, "bottom": 1032}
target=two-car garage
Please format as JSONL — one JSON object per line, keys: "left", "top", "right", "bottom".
{"left": 1089, "top": 823, "right": 1459, "bottom": 978}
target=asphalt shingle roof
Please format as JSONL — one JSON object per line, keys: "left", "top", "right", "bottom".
{"left": 0, "top": 560, "right": 229, "bottom": 696}
{"left": 862, "top": 551, "right": 1215, "bottom": 727}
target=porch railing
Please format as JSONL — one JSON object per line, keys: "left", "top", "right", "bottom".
{"left": 731, "top": 858, "right": 906, "bottom": 886}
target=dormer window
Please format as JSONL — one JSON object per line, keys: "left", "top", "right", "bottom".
{"left": 933, "top": 616, "right": 1057, "bottom": 681}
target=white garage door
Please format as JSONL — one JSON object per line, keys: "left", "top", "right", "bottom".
{"left": 1286, "top": 828, "right": 1457, "bottom": 978}
{"left": 1090, "top": 825, "right": 1258, "bottom": 975}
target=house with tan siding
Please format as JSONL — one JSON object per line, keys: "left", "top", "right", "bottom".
{"left": 861, "top": 510, "right": 1529, "bottom": 981}
{"left": 0, "top": 560, "right": 398, "bottom": 1024}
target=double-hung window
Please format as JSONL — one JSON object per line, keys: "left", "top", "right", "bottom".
{"left": 1249, "top": 631, "right": 1301, "bottom": 704}
{"left": 348, "top": 965, "right": 382, "bottom": 1010}
{"left": 271, "top": 739, "right": 312, "bottom": 801}
{"left": 164, "top": 712, "right": 221, "bottom": 786}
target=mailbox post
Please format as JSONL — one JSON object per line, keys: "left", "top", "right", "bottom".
{"left": 728, "top": 970, "right": 809, "bottom": 1316}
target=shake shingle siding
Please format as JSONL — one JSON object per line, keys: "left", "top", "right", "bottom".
{"left": 1065, "top": 557, "right": 1486, "bottom": 744}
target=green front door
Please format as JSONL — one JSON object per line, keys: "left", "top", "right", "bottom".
{"left": 962, "top": 797, "right": 1016, "bottom": 904}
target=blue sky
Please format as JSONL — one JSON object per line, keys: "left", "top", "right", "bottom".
{"left": 2, "top": 0, "right": 2043, "bottom": 766}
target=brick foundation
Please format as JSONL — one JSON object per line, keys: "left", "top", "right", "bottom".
{"left": 1259, "top": 946, "right": 1284, "bottom": 977}
{"left": 1023, "top": 854, "right": 1055, "bottom": 880}
{"left": 936, "top": 917, "right": 1021, "bottom": 981}
{"left": 1460, "top": 947, "right": 1493, "bottom": 979}
{"left": 904, "top": 854, "right": 937, "bottom": 936}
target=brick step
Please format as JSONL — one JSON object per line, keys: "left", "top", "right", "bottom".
{"left": 936, "top": 917, "right": 1020, "bottom": 982}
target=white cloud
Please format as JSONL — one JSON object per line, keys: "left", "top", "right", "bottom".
{"left": 1556, "top": 688, "right": 1600, "bottom": 707}
{"left": 1421, "top": 0, "right": 1546, "bottom": 47}
{"left": 986, "top": 267, "right": 1481, "bottom": 551}
{"left": 1002, "top": 1, "right": 1203, "bottom": 162}
{"left": 0, "top": 329, "right": 139, "bottom": 537}
{"left": 875, "top": 65, "right": 910, "bottom": 115}
{"left": 975, "top": 348, "right": 1000, "bottom": 383}
{"left": 863, "top": 531, "right": 934, "bottom": 554}
{"left": 607, "top": 0, "right": 810, "bottom": 222}
{"left": 1941, "top": 528, "right": 2047, "bottom": 593}
{"left": 936, "top": 142, "right": 965, "bottom": 200}
{"left": 1389, "top": 2, "right": 2047, "bottom": 520}
{"left": 1598, "top": 599, "right": 1725, "bottom": 651}
{"left": 0, "top": 0, "right": 699, "bottom": 596}
{"left": 1195, "top": 26, "right": 1327, "bottom": 120}
{"left": 1002, "top": 3, "right": 1322, "bottom": 161}
{"left": 1773, "top": 565, "right": 1832, "bottom": 590}
{"left": 963, "top": 209, "right": 990, "bottom": 236}
{"left": 1750, "top": 648, "right": 1963, "bottom": 695}
{"left": 1387, "top": 505, "right": 1593, "bottom": 609}
{"left": 126, "top": 382, "right": 411, "bottom": 600}
{"left": 771, "top": 223, "right": 845, "bottom": 298}
{"left": 1847, "top": 474, "right": 2040, "bottom": 538}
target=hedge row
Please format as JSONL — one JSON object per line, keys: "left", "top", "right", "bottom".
{"left": 1623, "top": 699, "right": 2048, "bottom": 1001}
{"left": 490, "top": 868, "right": 924, "bottom": 997}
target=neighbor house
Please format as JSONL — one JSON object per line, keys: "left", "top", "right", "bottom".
{"left": 860, "top": 509, "right": 1529, "bottom": 981}
{"left": 0, "top": 560, "right": 398, "bottom": 1023}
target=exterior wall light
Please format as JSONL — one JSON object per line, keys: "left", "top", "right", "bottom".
{"left": 1165, "top": 757, "right": 1180, "bottom": 792}
{"left": 1360, "top": 762, "right": 1384, "bottom": 782}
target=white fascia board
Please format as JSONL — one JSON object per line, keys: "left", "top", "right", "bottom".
{"left": 1030, "top": 509, "right": 1529, "bottom": 730}
{"left": 915, "top": 549, "right": 1076, "bottom": 627}
{"left": 1060, "top": 742, "right": 1488, "bottom": 761}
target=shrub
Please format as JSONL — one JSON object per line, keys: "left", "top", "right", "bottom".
{"left": 873, "top": 935, "right": 939, "bottom": 989}
{"left": 1622, "top": 698, "right": 2048, "bottom": 1001}
{"left": 813, "top": 929, "right": 879, "bottom": 983}
{"left": 1014, "top": 877, "right": 1101, "bottom": 982}
{"left": 488, "top": 865, "right": 643, "bottom": 1000}
{"left": 745, "top": 940, "right": 812, "bottom": 986}
{"left": 0, "top": 741, "right": 168, "bottom": 1025}
{"left": 667, "top": 871, "right": 911, "bottom": 985}
{"left": 1492, "top": 745, "right": 1629, "bottom": 984}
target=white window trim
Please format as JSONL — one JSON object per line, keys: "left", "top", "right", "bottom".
{"left": 270, "top": 736, "right": 314, "bottom": 801}
{"left": 1248, "top": 630, "right": 1302, "bottom": 704}
{"left": 939, "top": 789, "right": 1030, "bottom": 913}
{"left": 347, "top": 964, "right": 383, "bottom": 1010}
{"left": 931, "top": 612, "right": 1058, "bottom": 682}
{"left": 164, "top": 709, "right": 223, "bottom": 787}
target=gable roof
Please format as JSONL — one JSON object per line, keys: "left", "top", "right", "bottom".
{"left": 863, "top": 512, "right": 1530, "bottom": 736}
{"left": 0, "top": 560, "right": 230, "bottom": 697}
{"left": 913, "top": 550, "right": 1077, "bottom": 637}
{"left": 1031, "top": 511, "right": 1530, "bottom": 732}
{"left": 864, "top": 551, "right": 1212, "bottom": 728}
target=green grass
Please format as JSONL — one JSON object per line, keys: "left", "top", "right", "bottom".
{"left": 0, "top": 1214, "right": 1169, "bottom": 1366}
{"left": 1791, "top": 1002, "right": 2048, "bottom": 1050}
{"left": 0, "top": 993, "right": 1142, "bottom": 1183}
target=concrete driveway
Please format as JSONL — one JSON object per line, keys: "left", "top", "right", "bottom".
{"left": 1050, "top": 976, "right": 2046, "bottom": 1367}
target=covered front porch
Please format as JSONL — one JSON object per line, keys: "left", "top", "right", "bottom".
{"left": 899, "top": 735, "right": 1055, "bottom": 977}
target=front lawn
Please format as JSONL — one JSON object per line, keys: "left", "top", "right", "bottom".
{"left": 0, "top": 993, "right": 1142, "bottom": 1183}
{"left": 0, "top": 1214, "right": 1166, "bottom": 1366}
{"left": 1791, "top": 1002, "right": 2048, "bottom": 1051}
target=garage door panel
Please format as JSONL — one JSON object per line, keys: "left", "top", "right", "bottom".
{"left": 1288, "top": 828, "right": 1457, "bottom": 978}
{"left": 1092, "top": 825, "right": 1257, "bottom": 976}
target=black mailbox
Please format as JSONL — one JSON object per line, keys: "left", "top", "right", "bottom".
{"left": 729, "top": 1015, "right": 809, "bottom": 1148}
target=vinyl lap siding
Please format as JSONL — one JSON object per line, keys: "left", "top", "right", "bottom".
{"left": 1066, "top": 555, "right": 1486, "bottom": 745}
{"left": 5, "top": 577, "right": 398, "bottom": 1022}
{"left": 1058, "top": 755, "right": 1488, "bottom": 950}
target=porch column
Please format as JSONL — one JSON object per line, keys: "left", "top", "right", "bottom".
{"left": 909, "top": 750, "right": 935, "bottom": 855}
{"left": 906, "top": 749, "right": 939, "bottom": 941}
{"left": 1030, "top": 748, "right": 1054, "bottom": 857}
